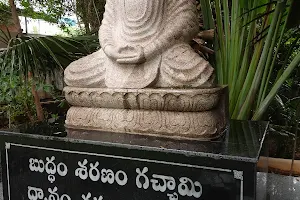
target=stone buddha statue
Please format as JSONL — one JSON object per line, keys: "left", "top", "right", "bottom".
{"left": 64, "top": 0, "right": 214, "bottom": 89}
{"left": 64, "top": 0, "right": 227, "bottom": 141}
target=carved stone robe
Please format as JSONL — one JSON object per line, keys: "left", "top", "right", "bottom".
{"left": 65, "top": 0, "right": 214, "bottom": 88}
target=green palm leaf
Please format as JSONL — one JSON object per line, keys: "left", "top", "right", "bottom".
{"left": 0, "top": 35, "right": 90, "bottom": 81}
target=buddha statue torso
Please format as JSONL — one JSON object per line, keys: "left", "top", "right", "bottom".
{"left": 115, "top": 0, "right": 164, "bottom": 46}
{"left": 64, "top": 0, "right": 215, "bottom": 89}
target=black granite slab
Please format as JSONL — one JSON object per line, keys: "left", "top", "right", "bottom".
{"left": 0, "top": 120, "right": 268, "bottom": 200}
{"left": 256, "top": 172, "right": 300, "bottom": 200}
{"left": 67, "top": 120, "right": 268, "bottom": 163}
{"left": 1, "top": 172, "right": 299, "bottom": 200}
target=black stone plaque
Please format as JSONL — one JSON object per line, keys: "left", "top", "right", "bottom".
{"left": 0, "top": 120, "right": 268, "bottom": 200}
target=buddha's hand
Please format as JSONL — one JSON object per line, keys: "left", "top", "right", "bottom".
{"left": 103, "top": 45, "right": 125, "bottom": 60}
{"left": 116, "top": 45, "right": 146, "bottom": 64}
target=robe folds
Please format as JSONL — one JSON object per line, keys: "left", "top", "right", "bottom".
{"left": 65, "top": 0, "right": 214, "bottom": 89}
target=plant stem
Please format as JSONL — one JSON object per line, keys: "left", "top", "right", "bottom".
{"left": 253, "top": 51, "right": 300, "bottom": 120}
{"left": 260, "top": 1, "right": 294, "bottom": 106}
{"left": 257, "top": 10, "right": 283, "bottom": 109}
{"left": 238, "top": 1, "right": 287, "bottom": 119}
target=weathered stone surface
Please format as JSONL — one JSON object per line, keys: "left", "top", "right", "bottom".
{"left": 64, "top": 87, "right": 224, "bottom": 112}
{"left": 65, "top": 107, "right": 226, "bottom": 141}
{"left": 62, "top": 0, "right": 228, "bottom": 140}
{"left": 64, "top": 0, "right": 215, "bottom": 89}
{"left": 64, "top": 87, "right": 228, "bottom": 140}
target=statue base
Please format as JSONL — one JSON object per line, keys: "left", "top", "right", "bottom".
{"left": 64, "top": 86, "right": 228, "bottom": 141}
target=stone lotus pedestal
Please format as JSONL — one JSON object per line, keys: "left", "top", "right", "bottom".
{"left": 64, "top": 86, "right": 228, "bottom": 141}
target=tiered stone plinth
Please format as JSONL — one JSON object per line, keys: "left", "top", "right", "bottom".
{"left": 64, "top": 87, "right": 228, "bottom": 141}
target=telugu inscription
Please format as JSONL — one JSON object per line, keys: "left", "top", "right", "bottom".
{"left": 28, "top": 157, "right": 202, "bottom": 200}
{"left": 4, "top": 143, "right": 243, "bottom": 200}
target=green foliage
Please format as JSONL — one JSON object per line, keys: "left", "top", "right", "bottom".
{"left": 0, "top": 25, "right": 98, "bottom": 126}
{"left": 0, "top": 2, "right": 13, "bottom": 25}
{"left": 76, "top": 0, "right": 106, "bottom": 33}
{"left": 0, "top": 34, "right": 93, "bottom": 81}
{"left": 0, "top": 26, "right": 12, "bottom": 45}
{"left": 200, "top": 0, "right": 300, "bottom": 120}
{"left": 1, "top": 0, "right": 106, "bottom": 36}
{"left": 267, "top": 30, "right": 300, "bottom": 133}
{"left": 59, "top": 25, "right": 85, "bottom": 37}
{"left": 0, "top": 74, "right": 36, "bottom": 125}
{"left": 73, "top": 33, "right": 100, "bottom": 53}
{"left": 0, "top": 73, "right": 63, "bottom": 126}
{"left": 13, "top": 0, "right": 106, "bottom": 34}
{"left": 19, "top": 0, "right": 74, "bottom": 24}
{"left": 1, "top": 0, "right": 75, "bottom": 31}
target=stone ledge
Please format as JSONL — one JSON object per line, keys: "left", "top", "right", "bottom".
{"left": 65, "top": 107, "right": 227, "bottom": 141}
{"left": 64, "top": 87, "right": 225, "bottom": 112}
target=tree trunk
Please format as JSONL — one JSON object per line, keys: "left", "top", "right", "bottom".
{"left": 87, "top": 0, "right": 93, "bottom": 33}
{"left": 8, "top": 0, "right": 23, "bottom": 36}
{"left": 83, "top": 20, "right": 91, "bottom": 34}
{"left": 28, "top": 73, "right": 45, "bottom": 121}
